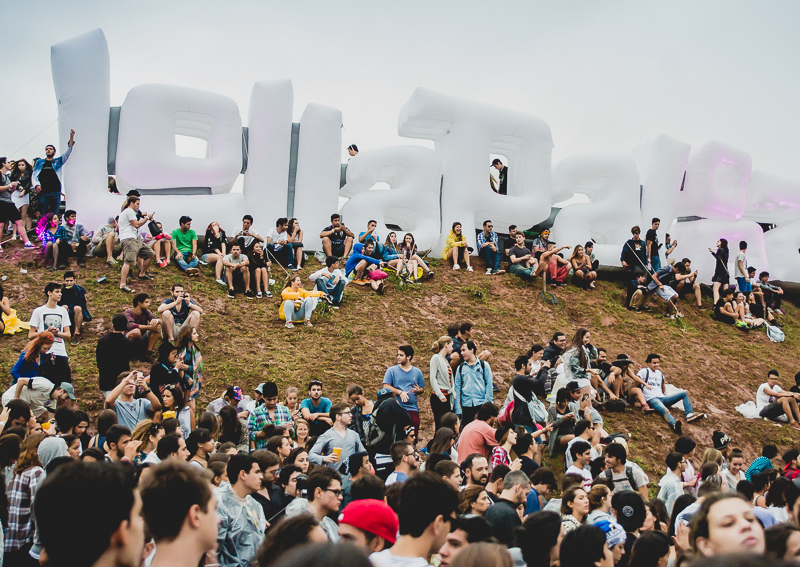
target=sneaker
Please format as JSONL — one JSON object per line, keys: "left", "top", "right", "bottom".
{"left": 157, "top": 260, "right": 167, "bottom": 268}
{"left": 265, "top": 290, "right": 272, "bottom": 298}
{"left": 778, "top": 308, "right": 787, "bottom": 315}
{"left": 292, "top": 266, "right": 301, "bottom": 272}
{"left": 791, "top": 423, "right": 800, "bottom": 430}
{"left": 686, "top": 412, "right": 705, "bottom": 423}
{"left": 323, "top": 295, "right": 334, "bottom": 306}
{"left": 24, "top": 242, "right": 36, "bottom": 249}
{"left": 672, "top": 420, "right": 683, "bottom": 435}
{"left": 485, "top": 268, "right": 492, "bottom": 275}
{"left": 642, "top": 404, "right": 655, "bottom": 415}
{"left": 120, "top": 285, "right": 133, "bottom": 293}
{"left": 332, "top": 305, "right": 339, "bottom": 310}
{"left": 78, "top": 261, "right": 86, "bottom": 268}
{"left": 269, "top": 278, "right": 275, "bottom": 285}
{"left": 427, "top": 270, "right": 434, "bottom": 278}
{"left": 285, "top": 322, "right": 295, "bottom": 329}
{"left": 71, "top": 335, "right": 81, "bottom": 346}
{"left": 245, "top": 290, "right": 255, "bottom": 299}
{"left": 453, "top": 264, "right": 460, "bottom": 270}
{"left": 186, "top": 267, "right": 200, "bottom": 276}
{"left": 107, "top": 258, "right": 118, "bottom": 265}
{"left": 216, "top": 279, "right": 226, "bottom": 286}
{"left": 304, "top": 320, "right": 313, "bottom": 327}
{"left": 227, "top": 290, "right": 235, "bottom": 299}
{"left": 376, "top": 281, "right": 385, "bottom": 295}
{"left": 256, "top": 291, "right": 263, "bottom": 298}
{"left": 197, "top": 258, "right": 208, "bottom": 266}
{"left": 495, "top": 270, "right": 505, "bottom": 275}
{"left": 466, "top": 266, "right": 473, "bottom": 272}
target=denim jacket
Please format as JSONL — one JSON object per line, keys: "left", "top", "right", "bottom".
{"left": 61, "top": 221, "right": 89, "bottom": 244}
{"left": 31, "top": 145, "right": 73, "bottom": 189}
{"left": 454, "top": 359, "right": 493, "bottom": 414}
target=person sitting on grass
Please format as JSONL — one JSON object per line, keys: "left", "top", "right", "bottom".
{"left": 508, "top": 232, "right": 538, "bottom": 280}
{"left": 149, "top": 220, "right": 177, "bottom": 269}
{"left": 584, "top": 241, "right": 600, "bottom": 271}
{"left": 637, "top": 353, "right": 703, "bottom": 434}
{"left": 399, "top": 233, "right": 434, "bottom": 280}
{"left": 626, "top": 272, "right": 649, "bottom": 311}
{"left": 223, "top": 244, "right": 254, "bottom": 300}
{"left": 675, "top": 258, "right": 703, "bottom": 309}
{"left": 57, "top": 209, "right": 91, "bottom": 269}
{"left": 158, "top": 283, "right": 202, "bottom": 342}
{"left": 280, "top": 275, "right": 326, "bottom": 329}
{"left": 38, "top": 212, "right": 67, "bottom": 269}
{"left": 569, "top": 245, "right": 597, "bottom": 290}
{"left": 309, "top": 256, "right": 347, "bottom": 308}
{"left": 124, "top": 293, "right": 162, "bottom": 360}
{"left": 538, "top": 242, "right": 571, "bottom": 286}
{"left": 171, "top": 215, "right": 200, "bottom": 276}
{"left": 477, "top": 220, "right": 504, "bottom": 276}
{"left": 758, "top": 271, "right": 784, "bottom": 314}
{"left": 202, "top": 221, "right": 227, "bottom": 285}
{"left": 713, "top": 286, "right": 738, "bottom": 325}
{"left": 736, "top": 291, "right": 766, "bottom": 328}
{"left": 250, "top": 242, "right": 273, "bottom": 298}
{"left": 640, "top": 261, "right": 687, "bottom": 318}
{"left": 746, "top": 290, "right": 777, "bottom": 326}
{"left": 344, "top": 241, "right": 386, "bottom": 294}
{"left": 442, "top": 221, "right": 473, "bottom": 271}
{"left": 621, "top": 225, "right": 647, "bottom": 276}
{"left": 320, "top": 213, "right": 354, "bottom": 259}
{"left": 546, "top": 388, "right": 576, "bottom": 455}
{"left": 286, "top": 217, "right": 304, "bottom": 270}
{"left": 382, "top": 232, "right": 406, "bottom": 274}
{"left": 756, "top": 369, "right": 800, "bottom": 429}
{"left": 58, "top": 271, "right": 91, "bottom": 345}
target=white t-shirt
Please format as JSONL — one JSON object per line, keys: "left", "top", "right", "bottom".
{"left": 29, "top": 304, "right": 70, "bottom": 357}
{"left": 118, "top": 207, "right": 139, "bottom": 240}
{"left": 756, "top": 383, "right": 780, "bottom": 410}
{"left": 565, "top": 437, "right": 599, "bottom": 469}
{"left": 267, "top": 228, "right": 286, "bottom": 250}
{"left": 565, "top": 465, "right": 592, "bottom": 491}
{"left": 240, "top": 227, "right": 260, "bottom": 248}
{"left": 735, "top": 252, "right": 748, "bottom": 278}
{"left": 637, "top": 368, "right": 664, "bottom": 401}
{"left": 370, "top": 549, "right": 430, "bottom": 567}
{"left": 609, "top": 464, "right": 650, "bottom": 493}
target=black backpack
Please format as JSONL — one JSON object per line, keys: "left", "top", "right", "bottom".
{"left": 363, "top": 400, "right": 388, "bottom": 450}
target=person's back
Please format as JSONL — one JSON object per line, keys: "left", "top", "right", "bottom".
{"left": 96, "top": 315, "right": 134, "bottom": 394}
{"left": 456, "top": 403, "right": 498, "bottom": 463}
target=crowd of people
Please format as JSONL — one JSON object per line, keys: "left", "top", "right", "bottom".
{"left": 0, "top": 140, "right": 796, "bottom": 567}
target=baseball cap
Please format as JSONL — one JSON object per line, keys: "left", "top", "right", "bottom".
{"left": 566, "top": 381, "right": 581, "bottom": 393}
{"left": 339, "top": 500, "right": 398, "bottom": 545}
{"left": 254, "top": 383, "right": 266, "bottom": 395}
{"left": 59, "top": 382, "right": 76, "bottom": 401}
{"left": 595, "top": 519, "right": 626, "bottom": 547}
{"left": 611, "top": 491, "right": 645, "bottom": 532}
{"left": 225, "top": 386, "right": 243, "bottom": 401}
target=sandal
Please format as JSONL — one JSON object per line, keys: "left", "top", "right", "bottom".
{"left": 120, "top": 285, "right": 133, "bottom": 293}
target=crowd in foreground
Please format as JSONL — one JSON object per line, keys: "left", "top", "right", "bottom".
{"left": 0, "top": 138, "right": 798, "bottom": 567}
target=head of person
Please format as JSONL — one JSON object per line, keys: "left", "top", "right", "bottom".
{"left": 330, "top": 213, "right": 341, "bottom": 227}
{"left": 463, "top": 454, "right": 490, "bottom": 486}
{"left": 451, "top": 221, "right": 463, "bottom": 237}
{"left": 347, "top": 144, "right": 359, "bottom": 156}
{"left": 439, "top": 515, "right": 496, "bottom": 567}
{"left": 730, "top": 449, "right": 746, "bottom": 476}
{"left": 276, "top": 217, "right": 288, "bottom": 231}
{"left": 350, "top": 473, "right": 386, "bottom": 503}
{"left": 627, "top": 531, "right": 671, "bottom": 567}
{"left": 516, "top": 510, "right": 564, "bottom": 567}
{"left": 338, "top": 499, "right": 398, "bottom": 554}
{"left": 308, "top": 379, "right": 323, "bottom": 400}
{"left": 612, "top": 491, "right": 646, "bottom": 533}
{"left": 501, "top": 470, "right": 531, "bottom": 505}
{"left": 6, "top": 399, "right": 32, "bottom": 428}
{"left": 325, "top": 255, "right": 340, "bottom": 270}
{"left": 556, "top": 387, "right": 571, "bottom": 410}
{"left": 397, "top": 472, "right": 460, "bottom": 554}
{"left": 631, "top": 225, "right": 641, "bottom": 240}
{"left": 561, "top": 486, "right": 589, "bottom": 518}
{"left": 307, "top": 467, "right": 343, "bottom": 514}
{"left": 390, "top": 441, "right": 419, "bottom": 471}
{"left": 227, "top": 453, "right": 262, "bottom": 495}
{"left": 106, "top": 425, "right": 132, "bottom": 460}
{"left": 765, "top": 524, "right": 800, "bottom": 562}
{"left": 252, "top": 449, "right": 281, "bottom": 488}
{"left": 552, "top": 331, "right": 567, "bottom": 349}
{"left": 560, "top": 524, "right": 614, "bottom": 567}
{"left": 347, "top": 452, "right": 374, "bottom": 478}
{"left": 691, "top": 493, "right": 765, "bottom": 557}
{"left": 256, "top": 514, "right": 329, "bottom": 567}
{"left": 396, "top": 344, "right": 414, "bottom": 366}
{"left": 155, "top": 433, "right": 188, "bottom": 461}
{"left": 286, "top": 447, "right": 310, "bottom": 473}
{"left": 140, "top": 460, "right": 217, "bottom": 551}
{"left": 739, "top": 240, "right": 748, "bottom": 251}
{"left": 36, "top": 462, "right": 143, "bottom": 567}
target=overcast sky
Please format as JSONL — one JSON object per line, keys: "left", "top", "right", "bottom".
{"left": 4, "top": 0, "right": 799, "bottom": 181}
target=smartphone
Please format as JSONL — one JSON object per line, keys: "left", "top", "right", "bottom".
{"left": 582, "top": 394, "right": 589, "bottom": 402}
{"left": 96, "top": 276, "right": 107, "bottom": 283}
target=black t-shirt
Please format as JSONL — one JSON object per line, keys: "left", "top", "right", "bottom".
{"left": 95, "top": 332, "right": 134, "bottom": 391}
{"left": 509, "top": 245, "right": 531, "bottom": 260}
{"left": 790, "top": 386, "right": 800, "bottom": 395}
{"left": 498, "top": 167, "right": 508, "bottom": 195}
{"left": 203, "top": 228, "right": 227, "bottom": 255}
{"left": 645, "top": 228, "right": 659, "bottom": 249}
{"left": 38, "top": 160, "right": 61, "bottom": 194}
{"left": 251, "top": 252, "right": 269, "bottom": 269}
{"left": 324, "top": 225, "right": 346, "bottom": 246}
{"left": 592, "top": 361, "right": 613, "bottom": 378}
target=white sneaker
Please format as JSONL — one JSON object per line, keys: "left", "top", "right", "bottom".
{"left": 485, "top": 268, "right": 492, "bottom": 275}
{"left": 466, "top": 266, "right": 474, "bottom": 272}
{"left": 453, "top": 264, "right": 460, "bottom": 270}
{"left": 216, "top": 279, "right": 226, "bottom": 286}
{"left": 269, "top": 278, "right": 275, "bottom": 285}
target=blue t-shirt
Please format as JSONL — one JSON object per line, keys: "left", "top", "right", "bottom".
{"left": 383, "top": 365, "right": 426, "bottom": 412}
{"left": 300, "top": 397, "right": 332, "bottom": 415}
{"left": 115, "top": 398, "right": 152, "bottom": 431}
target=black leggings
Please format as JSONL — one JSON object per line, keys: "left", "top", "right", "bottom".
{"left": 430, "top": 393, "right": 452, "bottom": 431}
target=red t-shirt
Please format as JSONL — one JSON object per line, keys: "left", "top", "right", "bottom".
{"left": 457, "top": 420, "right": 498, "bottom": 464}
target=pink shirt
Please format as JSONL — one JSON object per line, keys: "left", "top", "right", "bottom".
{"left": 457, "top": 420, "right": 498, "bottom": 464}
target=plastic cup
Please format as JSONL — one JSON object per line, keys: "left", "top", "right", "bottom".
{"left": 331, "top": 447, "right": 342, "bottom": 461}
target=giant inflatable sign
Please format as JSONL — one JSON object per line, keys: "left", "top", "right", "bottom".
{"left": 49, "top": 29, "right": 800, "bottom": 284}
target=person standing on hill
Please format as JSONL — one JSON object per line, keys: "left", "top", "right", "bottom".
{"left": 645, "top": 218, "right": 662, "bottom": 272}
{"left": 454, "top": 342, "right": 493, "bottom": 426}
{"left": 383, "top": 346, "right": 425, "bottom": 438}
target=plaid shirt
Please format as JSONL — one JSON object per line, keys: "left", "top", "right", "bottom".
{"left": 477, "top": 230, "right": 498, "bottom": 249}
{"left": 247, "top": 404, "right": 292, "bottom": 449}
{"left": 490, "top": 446, "right": 510, "bottom": 471}
{"left": 6, "top": 467, "right": 44, "bottom": 552}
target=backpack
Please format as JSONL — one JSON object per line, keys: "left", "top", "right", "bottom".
{"left": 363, "top": 401, "right": 387, "bottom": 450}
{"left": 600, "top": 464, "right": 639, "bottom": 491}
{"left": 456, "top": 359, "right": 489, "bottom": 401}
{"left": 766, "top": 324, "right": 785, "bottom": 343}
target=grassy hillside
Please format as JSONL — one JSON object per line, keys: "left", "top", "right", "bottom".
{"left": 1, "top": 242, "right": 798, "bottom": 487}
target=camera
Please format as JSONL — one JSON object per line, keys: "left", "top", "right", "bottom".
{"left": 296, "top": 473, "right": 308, "bottom": 498}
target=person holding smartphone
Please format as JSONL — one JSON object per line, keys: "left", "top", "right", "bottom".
{"left": 105, "top": 370, "right": 161, "bottom": 430}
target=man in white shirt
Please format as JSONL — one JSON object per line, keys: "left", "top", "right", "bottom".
{"left": 266, "top": 217, "right": 292, "bottom": 268}
{"left": 231, "top": 214, "right": 263, "bottom": 258}
{"left": 565, "top": 440, "right": 593, "bottom": 491}
{"left": 370, "top": 472, "right": 459, "bottom": 567}
{"left": 564, "top": 420, "right": 598, "bottom": 469}
{"left": 657, "top": 452, "right": 686, "bottom": 514}
{"left": 29, "top": 282, "right": 72, "bottom": 383}
{"left": 637, "top": 353, "right": 702, "bottom": 434}
{"left": 309, "top": 256, "right": 348, "bottom": 307}
{"left": 756, "top": 369, "right": 800, "bottom": 428}
{"left": 117, "top": 196, "right": 156, "bottom": 292}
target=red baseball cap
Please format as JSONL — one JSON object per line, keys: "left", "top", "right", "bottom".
{"left": 338, "top": 499, "right": 399, "bottom": 545}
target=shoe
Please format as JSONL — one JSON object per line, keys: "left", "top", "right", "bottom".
{"left": 485, "top": 268, "right": 493, "bottom": 275}
{"left": 245, "top": 290, "right": 254, "bottom": 299}
{"left": 376, "top": 281, "right": 385, "bottom": 295}
{"left": 453, "top": 264, "right": 460, "bottom": 270}
{"left": 427, "top": 270, "right": 434, "bottom": 278}
{"left": 672, "top": 420, "right": 683, "bottom": 435}
{"left": 292, "top": 266, "right": 301, "bottom": 272}
{"left": 323, "top": 295, "right": 334, "bottom": 306}
{"left": 493, "top": 383, "right": 501, "bottom": 392}
{"left": 157, "top": 260, "right": 167, "bottom": 268}
{"left": 107, "top": 258, "right": 118, "bottom": 265}
{"left": 197, "top": 259, "right": 208, "bottom": 266}
{"left": 778, "top": 308, "right": 787, "bottom": 315}
{"left": 304, "top": 320, "right": 313, "bottom": 327}
{"left": 78, "top": 261, "right": 86, "bottom": 267}
{"left": 71, "top": 335, "right": 81, "bottom": 346}
{"left": 216, "top": 279, "right": 226, "bottom": 286}
{"left": 466, "top": 266, "right": 474, "bottom": 272}
{"left": 686, "top": 413, "right": 705, "bottom": 423}
{"left": 120, "top": 285, "right": 133, "bottom": 293}
{"left": 332, "top": 305, "right": 339, "bottom": 310}
{"left": 186, "top": 267, "right": 200, "bottom": 276}
{"left": 791, "top": 423, "right": 800, "bottom": 430}
{"left": 55, "top": 264, "right": 65, "bottom": 270}
{"left": 227, "top": 290, "right": 235, "bottom": 299}
{"left": 24, "top": 242, "right": 36, "bottom": 249}
{"left": 496, "top": 269, "right": 505, "bottom": 275}
{"left": 642, "top": 404, "right": 655, "bottom": 415}
{"left": 137, "top": 274, "right": 154, "bottom": 280}
{"left": 256, "top": 291, "right": 263, "bottom": 298}
{"left": 285, "top": 322, "right": 295, "bottom": 329}
{"left": 265, "top": 290, "right": 272, "bottom": 298}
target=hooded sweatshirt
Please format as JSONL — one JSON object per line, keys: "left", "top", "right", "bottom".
{"left": 344, "top": 243, "right": 381, "bottom": 277}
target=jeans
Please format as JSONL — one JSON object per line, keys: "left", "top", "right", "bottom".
{"left": 38, "top": 192, "right": 61, "bottom": 216}
{"left": 57, "top": 239, "right": 88, "bottom": 265}
{"left": 650, "top": 254, "right": 661, "bottom": 272}
{"left": 315, "top": 278, "right": 345, "bottom": 305}
{"left": 648, "top": 391, "right": 692, "bottom": 425}
{"left": 282, "top": 297, "right": 318, "bottom": 322}
{"left": 268, "top": 243, "right": 291, "bottom": 267}
{"left": 510, "top": 263, "right": 535, "bottom": 279}
{"left": 460, "top": 405, "right": 480, "bottom": 427}
{"left": 479, "top": 246, "right": 501, "bottom": 272}
{"left": 175, "top": 251, "right": 199, "bottom": 271}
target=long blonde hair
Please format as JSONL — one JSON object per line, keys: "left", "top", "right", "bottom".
{"left": 432, "top": 336, "right": 453, "bottom": 354}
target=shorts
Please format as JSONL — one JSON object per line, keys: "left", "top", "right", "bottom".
{"left": 92, "top": 233, "right": 121, "bottom": 257}
{"left": 0, "top": 201, "right": 21, "bottom": 223}
{"left": 715, "top": 313, "right": 736, "bottom": 325}
{"left": 330, "top": 241, "right": 346, "bottom": 257}
{"left": 737, "top": 277, "right": 752, "bottom": 292}
{"left": 760, "top": 402, "right": 785, "bottom": 421}
{"left": 711, "top": 275, "right": 729, "bottom": 285}
{"left": 652, "top": 285, "right": 678, "bottom": 301}
{"left": 201, "top": 253, "right": 218, "bottom": 262}
{"left": 121, "top": 237, "right": 155, "bottom": 266}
